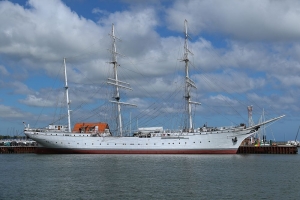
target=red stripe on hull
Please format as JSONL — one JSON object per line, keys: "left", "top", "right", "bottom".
{"left": 36, "top": 148, "right": 237, "bottom": 154}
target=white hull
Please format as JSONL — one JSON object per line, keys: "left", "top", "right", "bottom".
{"left": 24, "top": 129, "right": 256, "bottom": 154}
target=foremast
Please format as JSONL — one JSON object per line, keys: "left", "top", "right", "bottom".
{"left": 63, "top": 58, "right": 71, "bottom": 132}
{"left": 107, "top": 24, "right": 136, "bottom": 136}
{"left": 182, "top": 19, "right": 201, "bottom": 132}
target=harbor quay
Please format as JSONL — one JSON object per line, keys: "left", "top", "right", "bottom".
{"left": 0, "top": 146, "right": 37, "bottom": 154}
{"left": 237, "top": 145, "right": 298, "bottom": 154}
{"left": 0, "top": 139, "right": 37, "bottom": 153}
{"left": 0, "top": 139, "right": 298, "bottom": 154}
{"left": 238, "top": 139, "right": 298, "bottom": 154}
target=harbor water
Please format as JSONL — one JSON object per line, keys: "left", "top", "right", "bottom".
{"left": 1, "top": 152, "right": 300, "bottom": 200}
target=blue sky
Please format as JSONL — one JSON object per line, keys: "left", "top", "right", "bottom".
{"left": 1, "top": 0, "right": 300, "bottom": 141}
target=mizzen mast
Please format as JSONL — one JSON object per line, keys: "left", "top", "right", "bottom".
{"left": 63, "top": 58, "right": 71, "bottom": 132}
{"left": 107, "top": 24, "right": 136, "bottom": 136}
{"left": 182, "top": 19, "right": 201, "bottom": 132}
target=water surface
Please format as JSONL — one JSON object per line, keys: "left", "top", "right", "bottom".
{"left": 1, "top": 153, "right": 299, "bottom": 199}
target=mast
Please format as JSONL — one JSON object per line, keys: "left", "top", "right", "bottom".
{"left": 247, "top": 105, "right": 254, "bottom": 127}
{"left": 262, "top": 108, "right": 265, "bottom": 141}
{"left": 63, "top": 58, "right": 71, "bottom": 132}
{"left": 182, "top": 19, "right": 201, "bottom": 132}
{"left": 107, "top": 24, "right": 136, "bottom": 136}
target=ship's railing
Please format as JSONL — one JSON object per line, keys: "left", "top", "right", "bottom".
{"left": 163, "top": 125, "right": 244, "bottom": 133}
{"left": 24, "top": 128, "right": 69, "bottom": 133}
{"left": 142, "top": 124, "right": 247, "bottom": 137}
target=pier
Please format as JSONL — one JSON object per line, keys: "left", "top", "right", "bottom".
{"left": 237, "top": 138, "right": 299, "bottom": 154}
{"left": 0, "top": 146, "right": 37, "bottom": 154}
{"left": 237, "top": 145, "right": 298, "bottom": 154}
{"left": 0, "top": 139, "right": 37, "bottom": 153}
{"left": 0, "top": 139, "right": 298, "bottom": 154}
{"left": 0, "top": 146, "right": 298, "bottom": 154}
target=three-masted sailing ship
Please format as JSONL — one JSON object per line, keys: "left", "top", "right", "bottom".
{"left": 24, "top": 20, "right": 284, "bottom": 154}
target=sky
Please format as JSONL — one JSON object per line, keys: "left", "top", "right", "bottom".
{"left": 0, "top": 0, "right": 300, "bottom": 141}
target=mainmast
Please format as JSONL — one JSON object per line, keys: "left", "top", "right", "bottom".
{"left": 107, "top": 24, "right": 136, "bottom": 136}
{"left": 63, "top": 58, "right": 71, "bottom": 132}
{"left": 182, "top": 19, "right": 201, "bottom": 132}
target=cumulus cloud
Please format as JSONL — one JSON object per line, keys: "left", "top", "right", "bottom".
{"left": 17, "top": 83, "right": 102, "bottom": 108}
{"left": 207, "top": 94, "right": 239, "bottom": 106}
{"left": 166, "top": 0, "right": 300, "bottom": 41}
{"left": 92, "top": 8, "right": 109, "bottom": 16}
{"left": 246, "top": 93, "right": 300, "bottom": 122}
{"left": 19, "top": 94, "right": 56, "bottom": 107}
{"left": 194, "top": 70, "right": 265, "bottom": 93}
{"left": 0, "top": 104, "right": 25, "bottom": 118}
{"left": 0, "top": 65, "right": 9, "bottom": 76}
{"left": 0, "top": 0, "right": 105, "bottom": 70}
{"left": 9, "top": 81, "right": 33, "bottom": 95}
{"left": 271, "top": 74, "right": 300, "bottom": 87}
{"left": 98, "top": 7, "right": 161, "bottom": 58}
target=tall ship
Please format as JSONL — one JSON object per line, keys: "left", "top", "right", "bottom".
{"left": 24, "top": 20, "right": 284, "bottom": 154}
